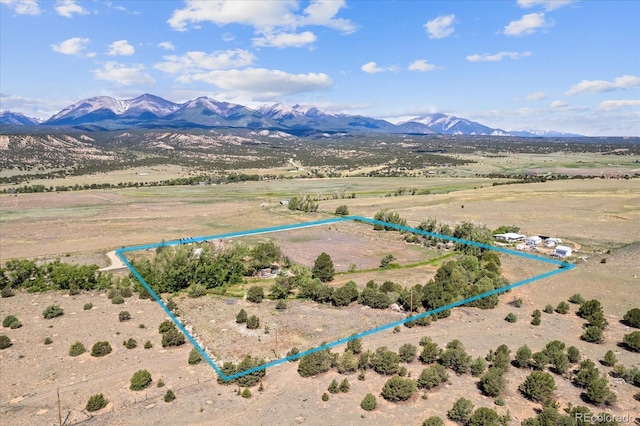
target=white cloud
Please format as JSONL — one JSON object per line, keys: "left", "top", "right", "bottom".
{"left": 55, "top": 0, "right": 88, "bottom": 18}
{"left": 107, "top": 40, "right": 135, "bottom": 56}
{"left": 504, "top": 13, "right": 548, "bottom": 36}
{"left": 253, "top": 31, "right": 317, "bottom": 48}
{"left": 185, "top": 68, "right": 333, "bottom": 98}
{"left": 168, "top": 0, "right": 355, "bottom": 36}
{"left": 424, "top": 14, "right": 455, "bottom": 39}
{"left": 155, "top": 49, "right": 255, "bottom": 74}
{"left": 517, "top": 0, "right": 576, "bottom": 11}
{"left": 158, "top": 41, "right": 175, "bottom": 51}
{"left": 51, "top": 37, "right": 90, "bottom": 55}
{"left": 550, "top": 100, "right": 568, "bottom": 108}
{"left": 93, "top": 62, "right": 155, "bottom": 85}
{"left": 0, "top": 0, "right": 41, "bottom": 15}
{"left": 525, "top": 92, "right": 547, "bottom": 101}
{"left": 566, "top": 75, "right": 640, "bottom": 95}
{"left": 408, "top": 59, "right": 436, "bottom": 72}
{"left": 466, "top": 51, "right": 532, "bottom": 62}
{"left": 598, "top": 100, "right": 640, "bottom": 110}
{"left": 361, "top": 61, "right": 386, "bottom": 74}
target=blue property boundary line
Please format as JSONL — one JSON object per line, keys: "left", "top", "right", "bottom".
{"left": 116, "top": 215, "right": 574, "bottom": 381}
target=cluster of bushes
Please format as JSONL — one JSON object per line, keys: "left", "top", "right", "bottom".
{"left": 42, "top": 304, "right": 64, "bottom": 319}
{"left": 2, "top": 315, "right": 22, "bottom": 329}
{"left": 1, "top": 259, "right": 111, "bottom": 293}
{"left": 287, "top": 194, "right": 319, "bottom": 213}
{"left": 235, "top": 309, "right": 260, "bottom": 330}
{"left": 218, "top": 356, "right": 266, "bottom": 387}
{"left": 132, "top": 241, "right": 284, "bottom": 294}
{"left": 158, "top": 320, "right": 185, "bottom": 347}
{"left": 576, "top": 299, "right": 608, "bottom": 343}
{"left": 448, "top": 398, "right": 509, "bottom": 425}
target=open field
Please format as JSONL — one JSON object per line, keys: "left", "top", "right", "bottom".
{"left": 1, "top": 149, "right": 639, "bottom": 425}
{"left": 1, "top": 243, "right": 638, "bottom": 425}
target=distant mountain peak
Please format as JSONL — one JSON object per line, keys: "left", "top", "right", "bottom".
{"left": 3, "top": 93, "right": 584, "bottom": 137}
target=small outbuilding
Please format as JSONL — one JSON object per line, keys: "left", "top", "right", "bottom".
{"left": 553, "top": 245, "right": 572, "bottom": 258}
{"left": 525, "top": 236, "right": 543, "bottom": 246}
{"left": 494, "top": 233, "right": 526, "bottom": 243}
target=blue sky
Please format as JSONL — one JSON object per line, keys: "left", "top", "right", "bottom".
{"left": 1, "top": 0, "right": 639, "bottom": 136}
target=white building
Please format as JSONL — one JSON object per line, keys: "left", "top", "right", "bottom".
{"left": 494, "top": 233, "right": 526, "bottom": 243}
{"left": 553, "top": 245, "right": 572, "bottom": 258}
{"left": 525, "top": 236, "right": 543, "bottom": 246}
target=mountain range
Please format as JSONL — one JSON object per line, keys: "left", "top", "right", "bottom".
{"left": 0, "top": 93, "right": 582, "bottom": 137}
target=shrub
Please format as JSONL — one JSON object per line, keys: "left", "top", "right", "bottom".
{"left": 339, "top": 378, "right": 350, "bottom": 393}
{"left": 159, "top": 320, "right": 176, "bottom": 334}
{"left": 439, "top": 340, "right": 471, "bottom": 374}
{"left": 601, "top": 350, "right": 617, "bottom": 367}
{"left": 188, "top": 284, "right": 206, "bottom": 298}
{"left": 567, "top": 346, "right": 581, "bottom": 363}
{"left": 515, "top": 345, "right": 533, "bottom": 368}
{"left": 246, "top": 286, "right": 264, "bottom": 303}
{"left": 42, "top": 304, "right": 64, "bottom": 319}
{"left": 188, "top": 347, "right": 202, "bottom": 365}
{"left": 157, "top": 379, "right": 165, "bottom": 388}
{"left": 423, "top": 417, "right": 444, "bottom": 426}
{"left": 479, "top": 368, "right": 506, "bottom": 397}
{"left": 577, "top": 299, "right": 603, "bottom": 319}
{"left": 83, "top": 303, "right": 93, "bottom": 310}
{"left": 448, "top": 397, "right": 474, "bottom": 423}
{"left": 139, "top": 323, "right": 145, "bottom": 329}
{"left": 360, "top": 393, "right": 377, "bottom": 411}
{"left": 164, "top": 389, "right": 176, "bottom": 402}
{"left": 417, "top": 364, "right": 449, "bottom": 390}
{"left": 514, "top": 298, "right": 523, "bottom": 308}
{"left": 3, "top": 315, "right": 19, "bottom": 328}
{"left": 130, "top": 369, "right": 152, "bottom": 391}
{"left": 162, "top": 328, "right": 186, "bottom": 347}
{"left": 111, "top": 294, "right": 125, "bottom": 305}
{"left": 235, "top": 309, "right": 248, "bottom": 323}
{"left": 335, "top": 205, "right": 349, "bottom": 216}
{"left": 123, "top": 338, "right": 137, "bottom": 349}
{"left": 505, "top": 313, "right": 517, "bottom": 323}
{"left": 118, "top": 311, "right": 131, "bottom": 322}
{"left": 585, "top": 375, "right": 617, "bottom": 405}
{"left": 85, "top": 394, "right": 108, "bottom": 412}
{"left": 531, "top": 316, "right": 541, "bottom": 326}
{"left": 328, "top": 379, "right": 339, "bottom": 394}
{"left": 519, "top": 371, "right": 556, "bottom": 403}
{"left": 241, "top": 388, "right": 251, "bottom": 398}
{"left": 544, "top": 304, "right": 554, "bottom": 314}
{"left": 276, "top": 300, "right": 287, "bottom": 310}
{"left": 144, "top": 340, "right": 152, "bottom": 349}
{"left": 298, "top": 348, "right": 332, "bottom": 377}
{"left": 467, "top": 407, "right": 502, "bottom": 426}
{"left": 470, "top": 357, "right": 487, "bottom": 377}
{"left": 0, "top": 335, "right": 12, "bottom": 349}
{"left": 1, "top": 287, "right": 15, "bottom": 298}
{"left": 581, "top": 326, "right": 604, "bottom": 343}
{"left": 44, "top": 337, "right": 53, "bottom": 345}
{"left": 69, "top": 341, "right": 86, "bottom": 356}
{"left": 321, "top": 392, "right": 329, "bottom": 402}
{"left": 246, "top": 315, "right": 260, "bottom": 330}
{"left": 371, "top": 346, "right": 401, "bottom": 375}
{"left": 569, "top": 293, "right": 585, "bottom": 304}
{"left": 381, "top": 376, "right": 416, "bottom": 401}
{"left": 556, "top": 301, "right": 570, "bottom": 314}
{"left": 623, "top": 331, "right": 640, "bottom": 352}
{"left": 91, "top": 341, "right": 112, "bottom": 357}
{"left": 9, "top": 320, "right": 22, "bottom": 329}
{"left": 107, "top": 288, "right": 118, "bottom": 299}
{"left": 398, "top": 343, "right": 418, "bottom": 363}
{"left": 623, "top": 308, "right": 640, "bottom": 328}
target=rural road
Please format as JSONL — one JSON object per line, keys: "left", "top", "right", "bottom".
{"left": 99, "top": 250, "right": 127, "bottom": 271}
